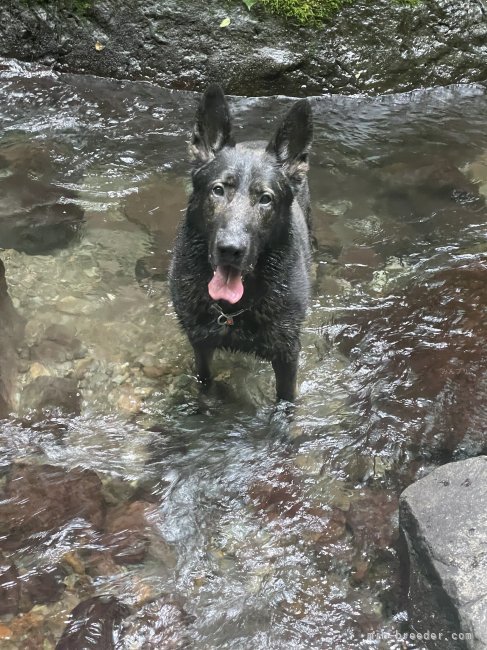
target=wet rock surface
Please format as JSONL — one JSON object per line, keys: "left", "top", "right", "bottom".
{"left": 56, "top": 595, "right": 130, "bottom": 650}
{"left": 346, "top": 488, "right": 399, "bottom": 552}
{"left": 0, "top": 142, "right": 84, "bottom": 255}
{"left": 337, "top": 261, "right": 487, "bottom": 474}
{"left": 19, "top": 377, "right": 81, "bottom": 417}
{"left": 29, "top": 324, "right": 84, "bottom": 365}
{"left": 400, "top": 457, "right": 487, "bottom": 649}
{"left": 0, "top": 258, "right": 23, "bottom": 417}
{"left": 120, "top": 595, "right": 192, "bottom": 648}
{"left": 0, "top": 0, "right": 486, "bottom": 96}
{"left": 103, "top": 500, "right": 156, "bottom": 565}
{"left": 0, "top": 562, "right": 66, "bottom": 617}
{"left": 0, "top": 464, "right": 105, "bottom": 540}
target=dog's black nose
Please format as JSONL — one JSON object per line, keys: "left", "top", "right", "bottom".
{"left": 217, "top": 243, "right": 246, "bottom": 266}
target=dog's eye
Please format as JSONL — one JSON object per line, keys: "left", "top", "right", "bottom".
{"left": 212, "top": 184, "right": 225, "bottom": 197}
{"left": 259, "top": 193, "right": 273, "bottom": 206}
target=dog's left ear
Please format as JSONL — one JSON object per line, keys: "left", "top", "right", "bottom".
{"left": 266, "top": 99, "right": 313, "bottom": 183}
{"left": 189, "top": 85, "right": 234, "bottom": 166}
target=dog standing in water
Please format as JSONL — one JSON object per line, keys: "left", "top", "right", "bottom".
{"left": 170, "top": 86, "right": 313, "bottom": 402}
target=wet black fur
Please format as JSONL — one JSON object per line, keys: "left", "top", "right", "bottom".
{"left": 170, "top": 85, "right": 313, "bottom": 402}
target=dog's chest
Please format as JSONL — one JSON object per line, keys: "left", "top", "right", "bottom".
{"left": 202, "top": 303, "right": 294, "bottom": 358}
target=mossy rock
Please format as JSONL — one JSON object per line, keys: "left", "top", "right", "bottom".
{"left": 256, "top": 0, "right": 419, "bottom": 25}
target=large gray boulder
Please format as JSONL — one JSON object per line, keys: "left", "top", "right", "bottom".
{"left": 0, "top": 0, "right": 486, "bottom": 97}
{"left": 400, "top": 457, "right": 487, "bottom": 649}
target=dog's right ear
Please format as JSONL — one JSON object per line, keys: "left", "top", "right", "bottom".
{"left": 189, "top": 85, "right": 234, "bottom": 166}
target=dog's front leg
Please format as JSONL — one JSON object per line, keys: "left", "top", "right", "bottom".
{"left": 192, "top": 343, "right": 214, "bottom": 386}
{"left": 272, "top": 353, "right": 298, "bottom": 402}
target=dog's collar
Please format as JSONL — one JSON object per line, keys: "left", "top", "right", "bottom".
{"left": 211, "top": 303, "right": 248, "bottom": 326}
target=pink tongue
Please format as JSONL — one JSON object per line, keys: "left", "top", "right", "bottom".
{"left": 208, "top": 266, "right": 244, "bottom": 304}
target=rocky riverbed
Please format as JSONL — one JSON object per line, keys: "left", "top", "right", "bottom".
{"left": 0, "top": 59, "right": 486, "bottom": 648}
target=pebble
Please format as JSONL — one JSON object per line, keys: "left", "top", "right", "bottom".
{"left": 142, "top": 364, "right": 167, "bottom": 379}
{"left": 61, "top": 551, "right": 86, "bottom": 575}
{"left": 56, "top": 296, "right": 94, "bottom": 315}
{"left": 29, "top": 362, "right": 51, "bottom": 379}
{"left": 117, "top": 391, "right": 142, "bottom": 414}
{"left": 73, "top": 357, "right": 95, "bottom": 380}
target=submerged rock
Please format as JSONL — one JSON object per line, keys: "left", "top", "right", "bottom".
{"left": 19, "top": 377, "right": 81, "bottom": 417}
{"left": 346, "top": 488, "right": 399, "bottom": 552}
{"left": 0, "top": 563, "right": 20, "bottom": 616}
{"left": 0, "top": 464, "right": 105, "bottom": 539}
{"left": 0, "top": 562, "right": 66, "bottom": 616}
{"left": 0, "top": 258, "right": 24, "bottom": 417}
{"left": 56, "top": 595, "right": 130, "bottom": 650}
{"left": 0, "top": 0, "right": 485, "bottom": 96}
{"left": 103, "top": 500, "right": 156, "bottom": 565}
{"left": 248, "top": 465, "right": 303, "bottom": 520}
{"left": 29, "top": 324, "right": 84, "bottom": 365}
{"left": 120, "top": 595, "right": 192, "bottom": 649}
{"left": 0, "top": 142, "right": 84, "bottom": 255}
{"left": 338, "top": 262, "right": 487, "bottom": 471}
{"left": 400, "top": 456, "right": 487, "bottom": 649}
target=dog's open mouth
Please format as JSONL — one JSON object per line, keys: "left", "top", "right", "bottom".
{"left": 208, "top": 265, "right": 244, "bottom": 304}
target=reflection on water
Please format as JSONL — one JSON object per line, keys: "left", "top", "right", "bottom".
{"left": 0, "top": 58, "right": 486, "bottom": 649}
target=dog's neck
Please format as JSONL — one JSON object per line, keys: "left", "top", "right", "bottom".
{"left": 210, "top": 302, "right": 248, "bottom": 327}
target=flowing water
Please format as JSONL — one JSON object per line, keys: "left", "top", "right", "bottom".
{"left": 0, "top": 59, "right": 486, "bottom": 649}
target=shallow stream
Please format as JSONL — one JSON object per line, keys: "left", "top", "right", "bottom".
{"left": 0, "top": 59, "right": 486, "bottom": 649}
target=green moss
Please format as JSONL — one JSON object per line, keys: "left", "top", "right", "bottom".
{"left": 259, "top": 0, "right": 350, "bottom": 24}
{"left": 251, "top": 0, "right": 421, "bottom": 25}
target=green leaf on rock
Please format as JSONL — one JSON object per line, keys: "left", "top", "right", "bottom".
{"left": 242, "top": 0, "right": 259, "bottom": 10}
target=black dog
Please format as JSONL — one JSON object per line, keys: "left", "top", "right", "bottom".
{"left": 170, "top": 86, "right": 312, "bottom": 402}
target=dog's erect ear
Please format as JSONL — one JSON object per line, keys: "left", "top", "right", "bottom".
{"left": 189, "top": 85, "right": 234, "bottom": 165}
{"left": 266, "top": 99, "right": 313, "bottom": 183}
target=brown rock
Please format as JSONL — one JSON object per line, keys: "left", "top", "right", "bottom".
{"left": 346, "top": 488, "right": 398, "bottom": 551}
{"left": 44, "top": 324, "right": 81, "bottom": 348}
{"left": 83, "top": 551, "right": 121, "bottom": 578}
{"left": 308, "top": 506, "right": 347, "bottom": 545}
{"left": 30, "top": 324, "right": 83, "bottom": 364}
{"left": 248, "top": 465, "right": 302, "bottom": 520}
{"left": 56, "top": 595, "right": 130, "bottom": 650}
{"left": 0, "top": 464, "right": 105, "bottom": 538}
{"left": 19, "top": 377, "right": 81, "bottom": 417}
{"left": 18, "top": 566, "right": 66, "bottom": 612}
{"left": 337, "top": 262, "right": 487, "bottom": 461}
{"left": 117, "top": 389, "right": 142, "bottom": 414}
{"left": 350, "top": 558, "right": 370, "bottom": 584}
{"left": 103, "top": 500, "right": 155, "bottom": 565}
{"left": 0, "top": 562, "right": 65, "bottom": 616}
{"left": 0, "top": 563, "right": 20, "bottom": 615}
{"left": 61, "top": 551, "right": 86, "bottom": 575}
